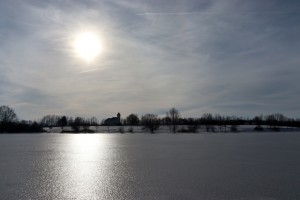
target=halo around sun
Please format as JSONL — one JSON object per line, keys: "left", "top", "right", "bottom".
{"left": 73, "top": 32, "right": 102, "bottom": 62}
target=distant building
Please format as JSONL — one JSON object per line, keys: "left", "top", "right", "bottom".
{"left": 104, "top": 113, "right": 121, "bottom": 126}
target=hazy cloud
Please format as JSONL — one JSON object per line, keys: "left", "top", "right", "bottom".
{"left": 1, "top": 0, "right": 300, "bottom": 120}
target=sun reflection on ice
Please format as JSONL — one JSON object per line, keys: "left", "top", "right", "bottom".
{"left": 65, "top": 135, "right": 112, "bottom": 199}
{"left": 72, "top": 134, "right": 101, "bottom": 159}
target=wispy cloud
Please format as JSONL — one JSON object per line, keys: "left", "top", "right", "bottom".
{"left": 1, "top": 0, "right": 300, "bottom": 120}
{"left": 137, "top": 11, "right": 293, "bottom": 16}
{"left": 137, "top": 12, "right": 203, "bottom": 15}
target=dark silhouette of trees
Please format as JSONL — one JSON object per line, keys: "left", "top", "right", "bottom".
{"left": 57, "top": 116, "right": 68, "bottom": 130}
{"left": 71, "top": 117, "right": 84, "bottom": 132}
{"left": 0, "top": 105, "right": 18, "bottom": 124}
{"left": 186, "top": 118, "right": 200, "bottom": 133}
{"left": 3, "top": 104, "right": 300, "bottom": 133}
{"left": 214, "top": 114, "right": 225, "bottom": 132}
{"left": 40, "top": 115, "right": 60, "bottom": 129}
{"left": 0, "top": 105, "right": 44, "bottom": 133}
{"left": 39, "top": 114, "right": 98, "bottom": 132}
{"left": 253, "top": 115, "right": 264, "bottom": 131}
{"left": 265, "top": 113, "right": 287, "bottom": 131}
{"left": 227, "top": 116, "right": 241, "bottom": 132}
{"left": 125, "top": 114, "right": 140, "bottom": 126}
{"left": 201, "top": 113, "right": 215, "bottom": 132}
{"left": 90, "top": 117, "right": 99, "bottom": 126}
{"left": 141, "top": 114, "right": 160, "bottom": 133}
{"left": 68, "top": 116, "right": 95, "bottom": 133}
{"left": 265, "top": 114, "right": 276, "bottom": 129}
{"left": 161, "top": 116, "right": 171, "bottom": 126}
{"left": 15, "top": 120, "right": 44, "bottom": 133}
{"left": 124, "top": 114, "right": 139, "bottom": 133}
{"left": 166, "top": 108, "right": 180, "bottom": 133}
{"left": 0, "top": 105, "right": 18, "bottom": 133}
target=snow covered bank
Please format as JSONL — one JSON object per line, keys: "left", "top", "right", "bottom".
{"left": 44, "top": 125, "right": 300, "bottom": 133}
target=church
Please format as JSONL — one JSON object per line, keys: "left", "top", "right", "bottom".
{"left": 103, "top": 113, "right": 121, "bottom": 126}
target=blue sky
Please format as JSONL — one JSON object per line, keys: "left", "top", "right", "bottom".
{"left": 1, "top": 0, "right": 300, "bottom": 120}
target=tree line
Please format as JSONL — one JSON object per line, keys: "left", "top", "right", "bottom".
{"left": 0, "top": 105, "right": 44, "bottom": 133}
{"left": 1, "top": 105, "right": 300, "bottom": 133}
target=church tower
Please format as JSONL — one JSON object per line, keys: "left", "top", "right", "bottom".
{"left": 117, "top": 113, "right": 121, "bottom": 122}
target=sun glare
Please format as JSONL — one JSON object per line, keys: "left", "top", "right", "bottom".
{"left": 74, "top": 32, "right": 102, "bottom": 62}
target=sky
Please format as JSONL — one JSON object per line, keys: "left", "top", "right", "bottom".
{"left": 0, "top": 0, "right": 300, "bottom": 120}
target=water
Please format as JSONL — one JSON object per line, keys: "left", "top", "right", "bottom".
{"left": 0, "top": 133, "right": 300, "bottom": 200}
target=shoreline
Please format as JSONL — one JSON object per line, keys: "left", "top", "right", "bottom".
{"left": 2, "top": 125, "right": 299, "bottom": 134}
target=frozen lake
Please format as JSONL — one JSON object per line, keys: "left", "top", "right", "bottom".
{"left": 0, "top": 133, "right": 300, "bottom": 199}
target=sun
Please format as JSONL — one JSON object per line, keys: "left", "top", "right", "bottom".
{"left": 73, "top": 32, "right": 102, "bottom": 62}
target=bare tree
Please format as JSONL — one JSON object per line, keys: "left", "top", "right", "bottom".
{"left": 201, "top": 113, "right": 214, "bottom": 132}
{"left": 186, "top": 118, "right": 200, "bottom": 133}
{"left": 126, "top": 114, "right": 140, "bottom": 126}
{"left": 253, "top": 115, "right": 264, "bottom": 131}
{"left": 71, "top": 117, "right": 85, "bottom": 132}
{"left": 166, "top": 107, "right": 180, "bottom": 133}
{"left": 265, "top": 113, "right": 286, "bottom": 131}
{"left": 265, "top": 114, "right": 276, "bottom": 129}
{"left": 57, "top": 116, "right": 68, "bottom": 131}
{"left": 141, "top": 114, "right": 160, "bottom": 133}
{"left": 0, "top": 105, "right": 18, "bottom": 124}
{"left": 90, "top": 116, "right": 99, "bottom": 126}
{"left": 40, "top": 115, "right": 60, "bottom": 129}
